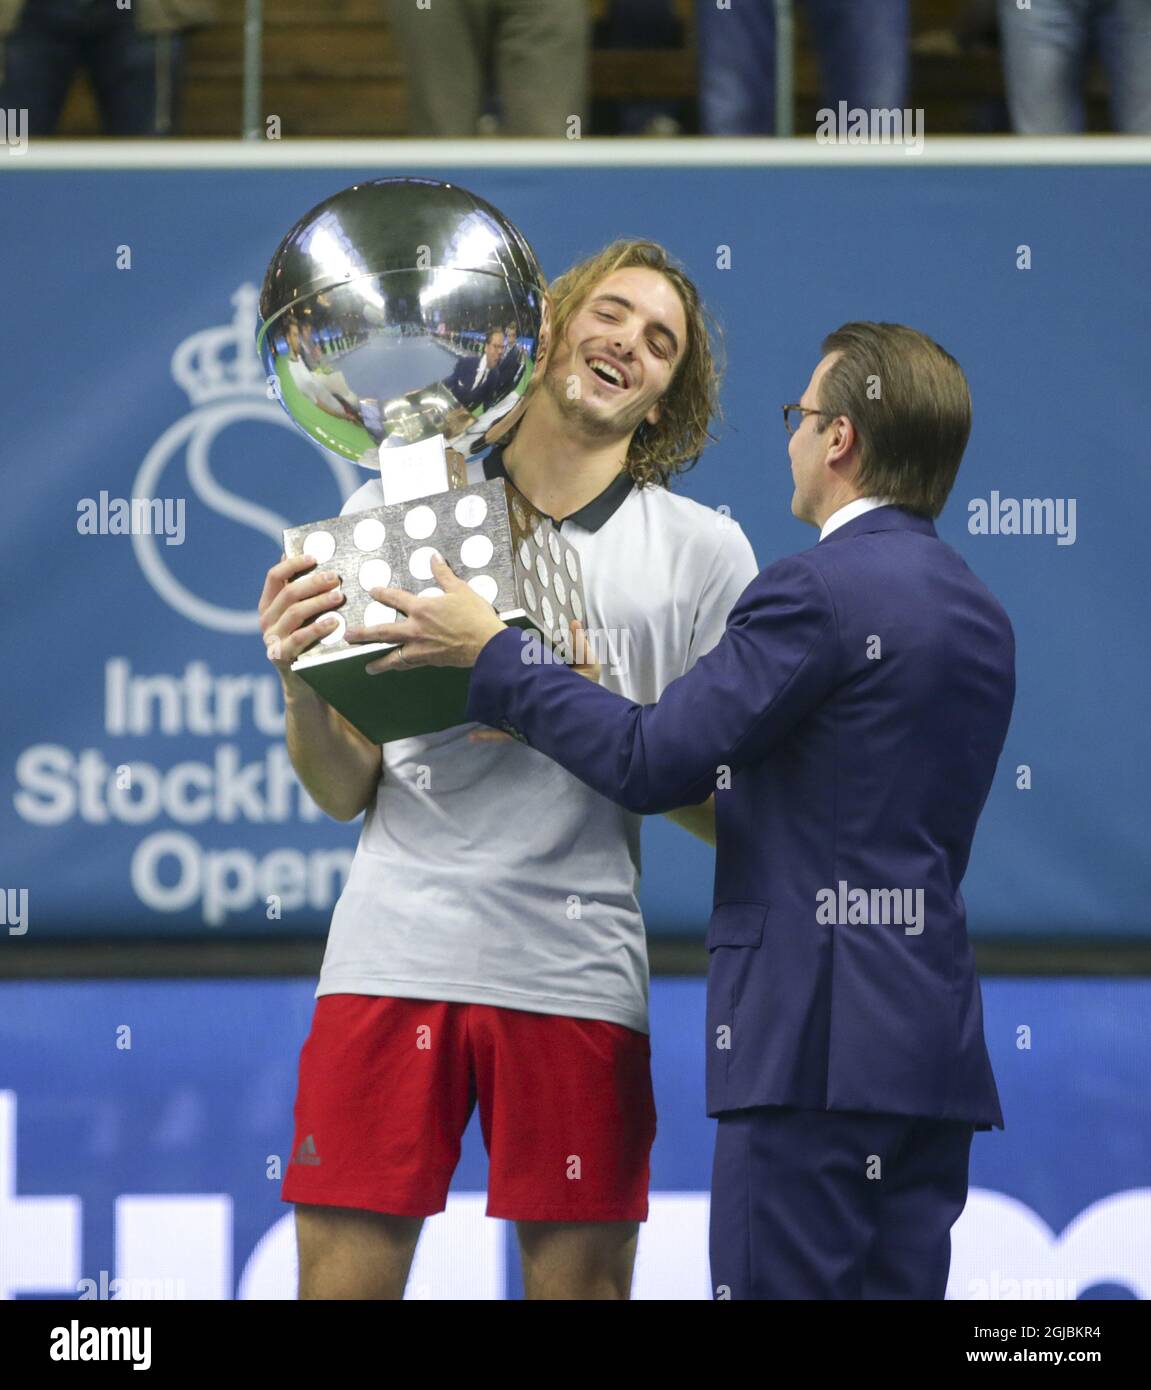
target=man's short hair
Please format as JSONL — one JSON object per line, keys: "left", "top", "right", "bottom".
{"left": 816, "top": 322, "right": 972, "bottom": 519}
{"left": 544, "top": 239, "right": 722, "bottom": 489}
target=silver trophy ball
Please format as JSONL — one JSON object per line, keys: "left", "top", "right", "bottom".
{"left": 257, "top": 177, "right": 546, "bottom": 481}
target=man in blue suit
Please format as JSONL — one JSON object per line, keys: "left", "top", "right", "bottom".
{"left": 357, "top": 322, "right": 1016, "bottom": 1300}
{"left": 442, "top": 327, "right": 512, "bottom": 412}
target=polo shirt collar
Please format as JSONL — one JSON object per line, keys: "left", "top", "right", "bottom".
{"left": 482, "top": 443, "right": 634, "bottom": 533}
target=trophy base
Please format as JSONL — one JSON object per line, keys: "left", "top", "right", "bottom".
{"left": 283, "top": 474, "right": 587, "bottom": 745}
{"left": 292, "top": 613, "right": 531, "bottom": 745}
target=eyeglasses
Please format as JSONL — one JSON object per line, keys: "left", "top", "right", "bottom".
{"left": 781, "top": 404, "right": 827, "bottom": 435}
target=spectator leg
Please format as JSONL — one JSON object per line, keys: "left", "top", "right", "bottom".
{"left": 86, "top": 17, "right": 186, "bottom": 137}
{"left": 0, "top": 0, "right": 83, "bottom": 136}
{"left": 386, "top": 0, "right": 490, "bottom": 138}
{"left": 1096, "top": 0, "right": 1151, "bottom": 133}
{"left": 694, "top": 0, "right": 777, "bottom": 135}
{"left": 496, "top": 0, "right": 590, "bottom": 138}
{"left": 996, "top": 0, "right": 1092, "bottom": 134}
{"left": 805, "top": 0, "right": 909, "bottom": 113}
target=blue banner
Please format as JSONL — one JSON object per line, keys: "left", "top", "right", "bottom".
{"left": 1, "top": 162, "right": 1147, "bottom": 936}
{"left": 2, "top": 976, "right": 1147, "bottom": 1299}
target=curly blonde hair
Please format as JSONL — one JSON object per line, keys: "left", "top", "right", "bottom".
{"left": 537, "top": 239, "right": 723, "bottom": 489}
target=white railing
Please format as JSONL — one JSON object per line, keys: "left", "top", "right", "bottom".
{"left": 6, "top": 139, "right": 1151, "bottom": 169}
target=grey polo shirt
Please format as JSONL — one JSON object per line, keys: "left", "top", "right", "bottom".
{"left": 315, "top": 446, "right": 760, "bottom": 1033}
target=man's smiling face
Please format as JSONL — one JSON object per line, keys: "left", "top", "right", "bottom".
{"left": 543, "top": 267, "right": 686, "bottom": 441}
{"left": 484, "top": 330, "right": 505, "bottom": 369}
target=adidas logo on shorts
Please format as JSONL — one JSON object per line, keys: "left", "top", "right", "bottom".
{"left": 292, "top": 1134, "right": 321, "bottom": 1166}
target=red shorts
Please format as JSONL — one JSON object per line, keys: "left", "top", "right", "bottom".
{"left": 282, "top": 995, "right": 657, "bottom": 1222}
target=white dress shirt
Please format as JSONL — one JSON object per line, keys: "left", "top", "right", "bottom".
{"left": 819, "top": 496, "right": 894, "bottom": 541}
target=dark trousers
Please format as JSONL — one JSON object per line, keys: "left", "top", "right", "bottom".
{"left": 710, "top": 1105, "right": 974, "bottom": 1299}
{"left": 0, "top": 0, "right": 185, "bottom": 136}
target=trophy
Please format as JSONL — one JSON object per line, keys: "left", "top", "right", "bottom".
{"left": 257, "top": 177, "right": 587, "bottom": 745}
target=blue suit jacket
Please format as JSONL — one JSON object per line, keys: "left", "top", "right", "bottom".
{"left": 443, "top": 354, "right": 505, "bottom": 412}
{"left": 466, "top": 506, "right": 1015, "bottom": 1127}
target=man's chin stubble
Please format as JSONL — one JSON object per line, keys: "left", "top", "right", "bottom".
{"left": 546, "top": 376, "right": 649, "bottom": 442}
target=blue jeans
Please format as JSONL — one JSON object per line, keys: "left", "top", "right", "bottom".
{"left": 0, "top": 0, "right": 185, "bottom": 136}
{"left": 998, "top": 0, "right": 1151, "bottom": 133}
{"left": 696, "top": 0, "right": 910, "bottom": 135}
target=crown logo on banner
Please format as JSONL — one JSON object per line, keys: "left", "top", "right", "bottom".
{"left": 170, "top": 284, "right": 268, "bottom": 405}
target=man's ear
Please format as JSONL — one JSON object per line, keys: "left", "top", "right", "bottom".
{"left": 536, "top": 294, "right": 554, "bottom": 370}
{"left": 825, "top": 414, "right": 855, "bottom": 463}
{"left": 825, "top": 419, "right": 862, "bottom": 488}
